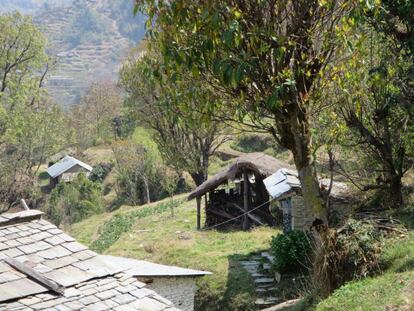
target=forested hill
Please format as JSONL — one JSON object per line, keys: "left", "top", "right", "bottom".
{"left": 0, "top": 0, "right": 145, "bottom": 107}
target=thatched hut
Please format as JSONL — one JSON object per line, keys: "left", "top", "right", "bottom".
{"left": 188, "top": 153, "right": 292, "bottom": 230}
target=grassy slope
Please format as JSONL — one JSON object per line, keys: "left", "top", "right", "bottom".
{"left": 313, "top": 232, "right": 414, "bottom": 311}
{"left": 70, "top": 195, "right": 278, "bottom": 310}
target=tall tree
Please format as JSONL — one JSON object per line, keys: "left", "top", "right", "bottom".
{"left": 0, "top": 12, "right": 67, "bottom": 210}
{"left": 121, "top": 51, "right": 228, "bottom": 186}
{"left": 135, "top": 0, "right": 359, "bottom": 226}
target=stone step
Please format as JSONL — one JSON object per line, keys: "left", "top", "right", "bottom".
{"left": 254, "top": 278, "right": 275, "bottom": 284}
{"left": 251, "top": 273, "right": 266, "bottom": 278}
{"left": 255, "top": 297, "right": 280, "bottom": 306}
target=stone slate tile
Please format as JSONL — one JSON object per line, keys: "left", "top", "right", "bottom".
{"left": 62, "top": 300, "right": 84, "bottom": 310}
{"left": 0, "top": 271, "right": 24, "bottom": 283}
{"left": 45, "top": 265, "right": 96, "bottom": 287}
{"left": 48, "top": 228, "right": 63, "bottom": 235}
{"left": 4, "top": 247, "right": 24, "bottom": 258}
{"left": 62, "top": 241, "right": 87, "bottom": 253}
{"left": 32, "top": 240, "right": 51, "bottom": 252}
{"left": 72, "top": 250, "right": 95, "bottom": 261}
{"left": 95, "top": 289, "right": 117, "bottom": 300}
{"left": 0, "top": 278, "right": 46, "bottom": 301}
{"left": 79, "top": 294, "right": 99, "bottom": 305}
{"left": 47, "top": 235, "right": 66, "bottom": 246}
{"left": 0, "top": 242, "right": 9, "bottom": 251}
{"left": 116, "top": 284, "right": 137, "bottom": 294}
{"left": 18, "top": 296, "right": 42, "bottom": 306}
{"left": 63, "top": 287, "right": 81, "bottom": 298}
{"left": 17, "top": 236, "right": 34, "bottom": 244}
{"left": 44, "top": 256, "right": 78, "bottom": 270}
{"left": 31, "top": 231, "right": 52, "bottom": 241}
{"left": 112, "top": 293, "right": 135, "bottom": 305}
{"left": 5, "top": 239, "right": 21, "bottom": 247}
{"left": 58, "top": 233, "right": 75, "bottom": 242}
{"left": 130, "top": 297, "right": 169, "bottom": 311}
{"left": 18, "top": 244, "right": 39, "bottom": 255}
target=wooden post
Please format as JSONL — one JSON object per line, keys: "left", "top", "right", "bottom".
{"left": 196, "top": 196, "right": 201, "bottom": 230}
{"left": 20, "top": 199, "right": 29, "bottom": 211}
{"left": 243, "top": 170, "right": 249, "bottom": 231}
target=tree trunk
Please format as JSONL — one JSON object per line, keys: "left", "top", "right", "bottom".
{"left": 143, "top": 177, "right": 151, "bottom": 204}
{"left": 388, "top": 173, "right": 403, "bottom": 208}
{"left": 277, "top": 104, "right": 327, "bottom": 230}
{"left": 190, "top": 149, "right": 210, "bottom": 186}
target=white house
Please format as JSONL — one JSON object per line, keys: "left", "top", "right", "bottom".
{"left": 47, "top": 155, "right": 93, "bottom": 187}
{"left": 101, "top": 255, "right": 212, "bottom": 311}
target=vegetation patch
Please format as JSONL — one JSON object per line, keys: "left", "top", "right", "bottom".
{"left": 90, "top": 198, "right": 185, "bottom": 253}
{"left": 270, "top": 231, "right": 311, "bottom": 273}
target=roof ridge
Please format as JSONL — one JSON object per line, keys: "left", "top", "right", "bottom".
{"left": 0, "top": 210, "right": 43, "bottom": 227}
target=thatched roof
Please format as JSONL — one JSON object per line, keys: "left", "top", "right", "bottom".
{"left": 188, "top": 153, "right": 293, "bottom": 200}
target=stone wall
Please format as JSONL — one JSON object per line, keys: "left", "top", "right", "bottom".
{"left": 291, "top": 195, "right": 313, "bottom": 231}
{"left": 146, "top": 277, "right": 197, "bottom": 311}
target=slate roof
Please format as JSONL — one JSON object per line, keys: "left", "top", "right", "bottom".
{"left": 47, "top": 155, "right": 93, "bottom": 178}
{"left": 101, "top": 255, "right": 212, "bottom": 278}
{"left": 0, "top": 210, "right": 179, "bottom": 311}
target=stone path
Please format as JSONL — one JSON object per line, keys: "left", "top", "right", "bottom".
{"left": 240, "top": 251, "right": 281, "bottom": 308}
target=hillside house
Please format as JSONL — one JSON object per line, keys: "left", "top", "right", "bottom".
{"left": 0, "top": 210, "right": 179, "bottom": 310}
{"left": 101, "top": 255, "right": 211, "bottom": 311}
{"left": 47, "top": 155, "right": 93, "bottom": 188}
{"left": 188, "top": 153, "right": 293, "bottom": 230}
{"left": 264, "top": 169, "right": 355, "bottom": 232}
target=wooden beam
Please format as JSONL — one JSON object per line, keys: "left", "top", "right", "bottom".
{"left": 243, "top": 170, "right": 249, "bottom": 230}
{"left": 232, "top": 203, "right": 264, "bottom": 226}
{"left": 20, "top": 199, "right": 29, "bottom": 211}
{"left": 4, "top": 257, "right": 64, "bottom": 295}
{"left": 206, "top": 207, "right": 235, "bottom": 220}
{"left": 196, "top": 196, "right": 201, "bottom": 230}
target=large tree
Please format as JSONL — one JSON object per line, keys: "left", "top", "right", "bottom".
{"left": 135, "top": 0, "right": 360, "bottom": 226}
{"left": 121, "top": 51, "right": 228, "bottom": 186}
{"left": 0, "top": 12, "right": 68, "bottom": 210}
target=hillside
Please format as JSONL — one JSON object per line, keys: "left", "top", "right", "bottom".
{"left": 8, "top": 0, "right": 145, "bottom": 107}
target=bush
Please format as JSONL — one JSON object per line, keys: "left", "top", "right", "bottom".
{"left": 313, "top": 219, "right": 383, "bottom": 297}
{"left": 89, "top": 163, "right": 112, "bottom": 183}
{"left": 270, "top": 230, "right": 312, "bottom": 273}
{"left": 43, "top": 173, "right": 103, "bottom": 226}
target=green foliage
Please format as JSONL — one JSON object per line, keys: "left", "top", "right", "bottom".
{"left": 231, "top": 133, "right": 278, "bottom": 153}
{"left": 270, "top": 231, "right": 311, "bottom": 273}
{"left": 44, "top": 173, "right": 103, "bottom": 226}
{"left": 89, "top": 163, "right": 112, "bottom": 183}
{"left": 0, "top": 12, "right": 69, "bottom": 210}
{"left": 90, "top": 198, "right": 185, "bottom": 253}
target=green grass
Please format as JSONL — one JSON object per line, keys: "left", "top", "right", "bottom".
{"left": 70, "top": 195, "right": 277, "bottom": 310}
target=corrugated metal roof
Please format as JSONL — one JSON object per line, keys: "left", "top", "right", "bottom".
{"left": 101, "top": 255, "right": 212, "bottom": 277}
{"left": 264, "top": 169, "right": 354, "bottom": 201}
{"left": 263, "top": 169, "right": 301, "bottom": 199}
{"left": 46, "top": 155, "right": 93, "bottom": 178}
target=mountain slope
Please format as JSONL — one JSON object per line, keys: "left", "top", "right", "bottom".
{"left": 20, "top": 0, "right": 145, "bottom": 107}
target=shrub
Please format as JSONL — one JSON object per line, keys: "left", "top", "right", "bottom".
{"left": 43, "top": 173, "right": 103, "bottom": 226}
{"left": 270, "top": 230, "right": 312, "bottom": 273}
{"left": 89, "top": 163, "right": 112, "bottom": 183}
{"left": 312, "top": 219, "right": 383, "bottom": 297}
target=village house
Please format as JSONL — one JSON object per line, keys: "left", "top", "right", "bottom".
{"left": 264, "top": 169, "right": 355, "bottom": 232}
{"left": 188, "top": 153, "right": 293, "bottom": 230}
{"left": 47, "top": 155, "right": 93, "bottom": 188}
{"left": 0, "top": 209, "right": 180, "bottom": 310}
{"left": 101, "top": 255, "right": 211, "bottom": 311}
